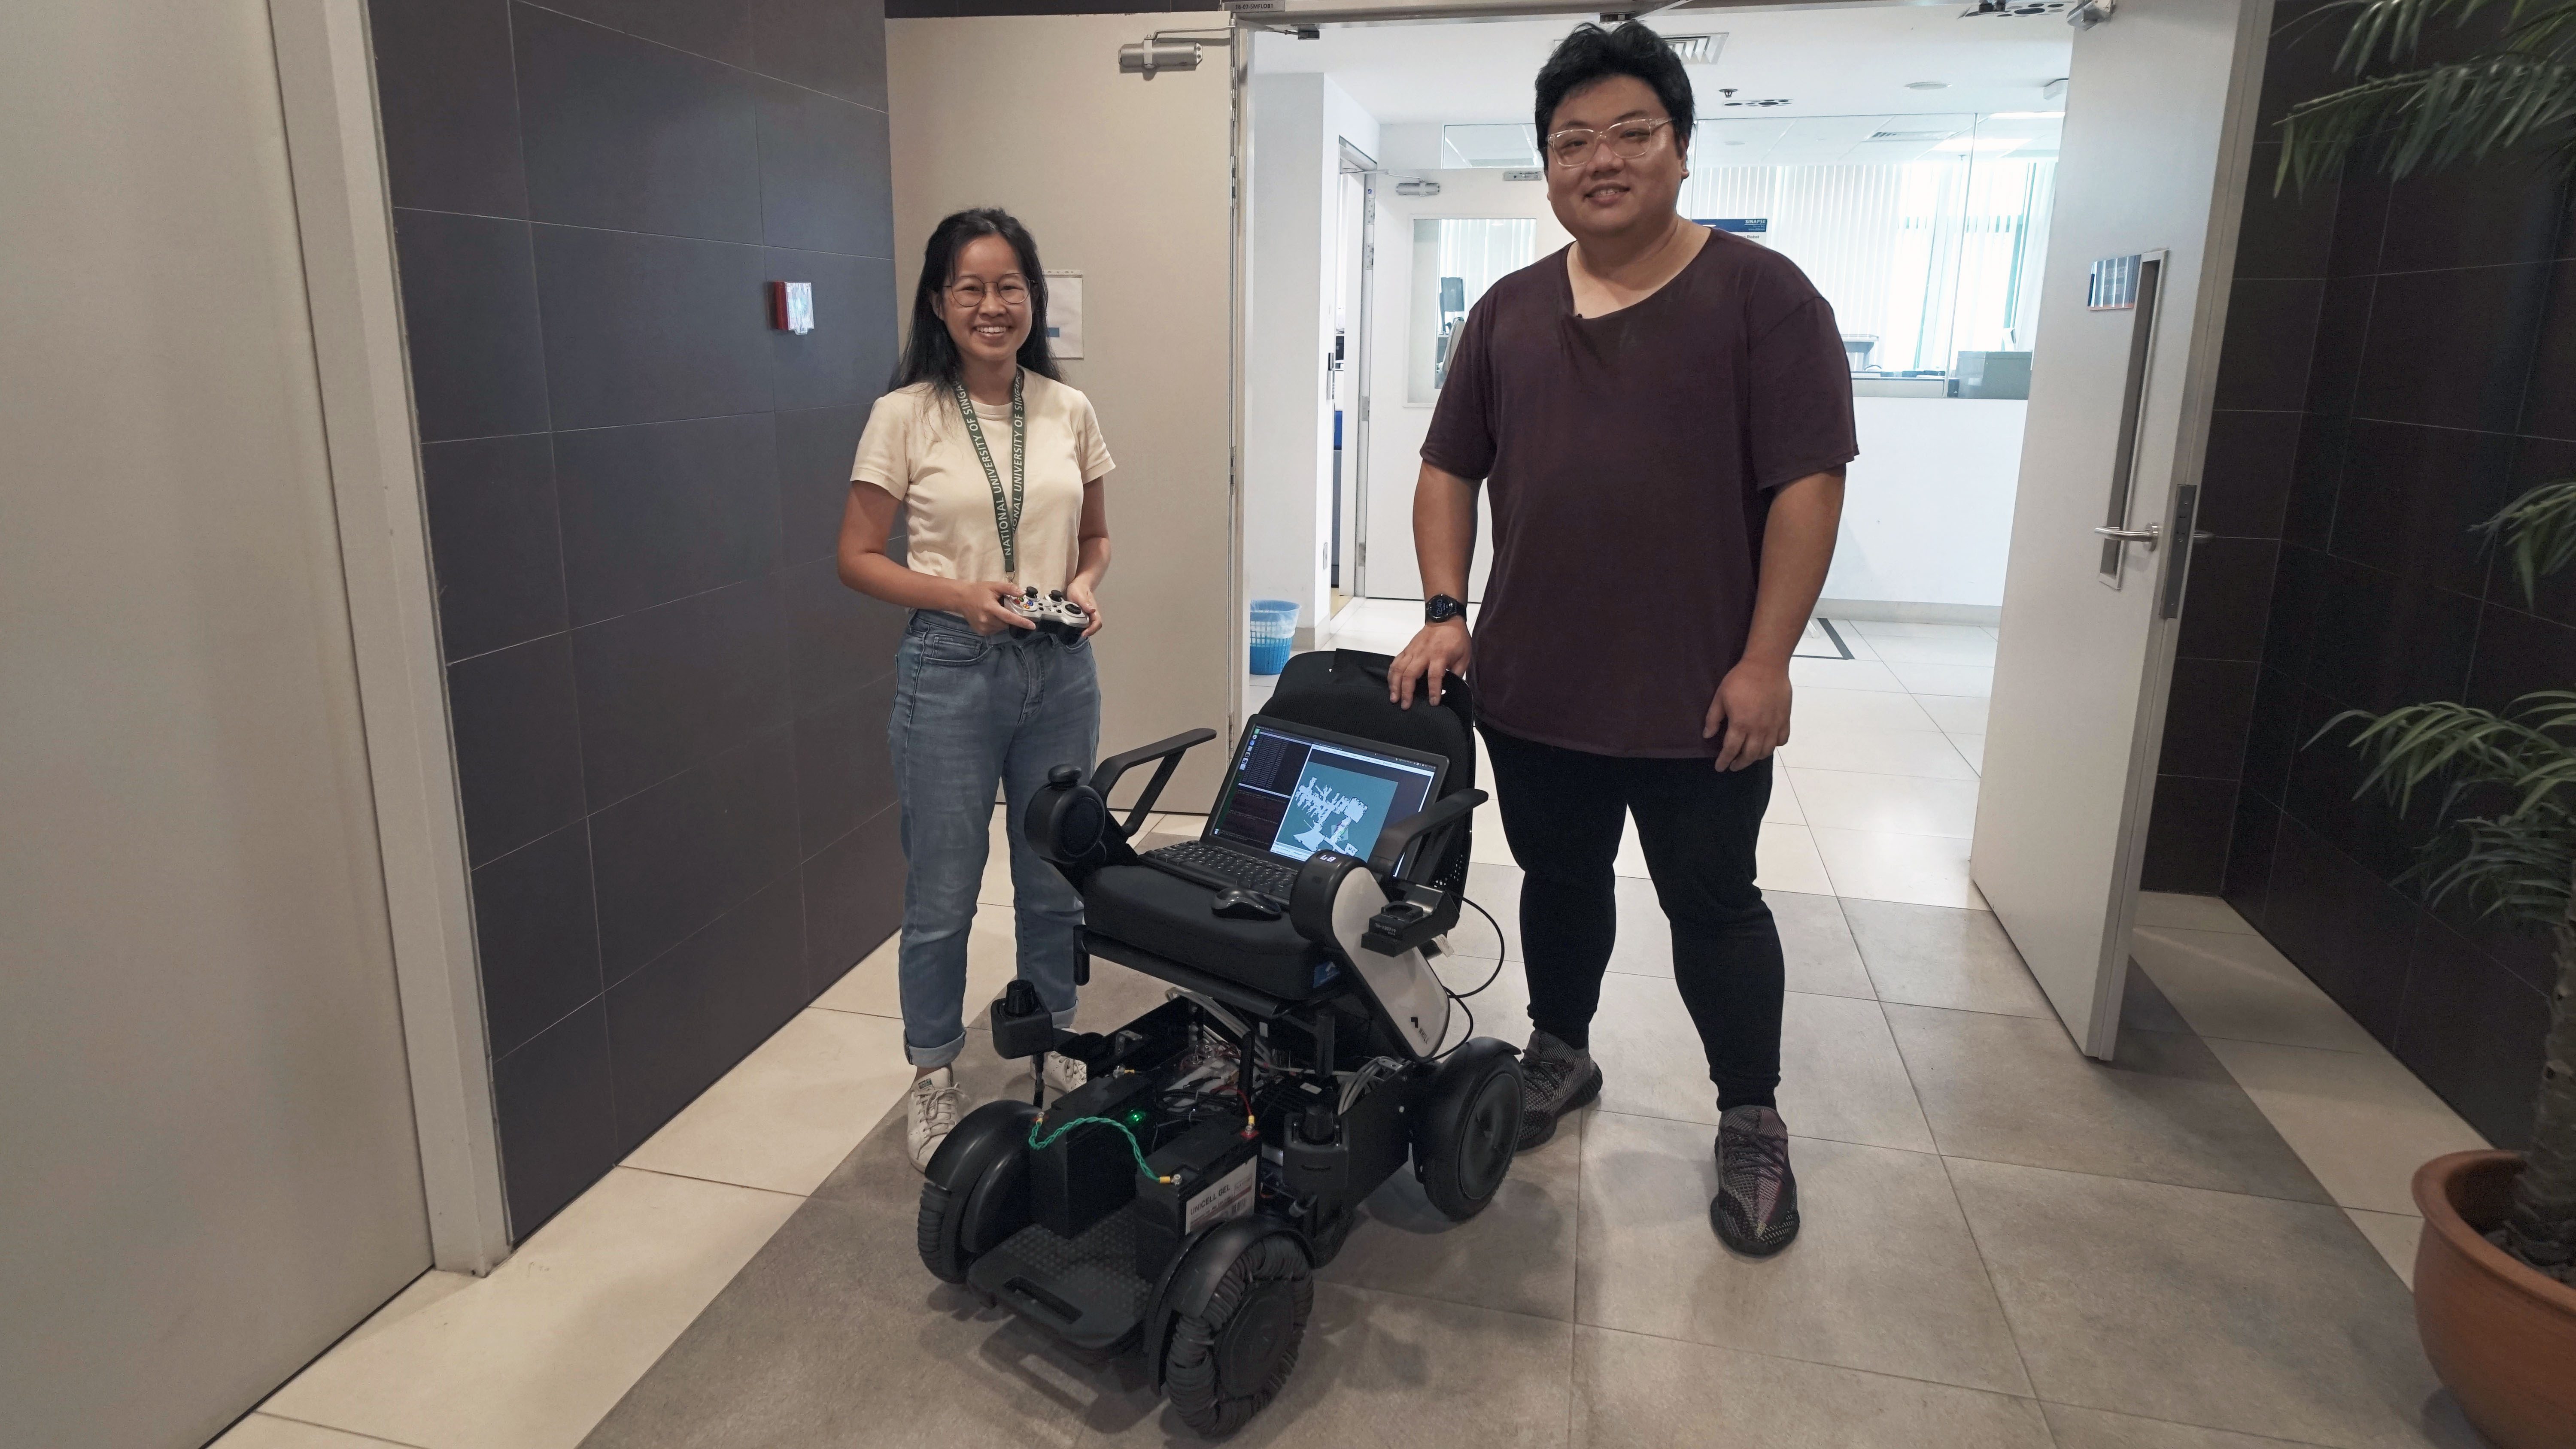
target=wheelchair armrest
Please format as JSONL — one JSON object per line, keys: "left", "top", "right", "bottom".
{"left": 1089, "top": 728, "right": 1218, "bottom": 838}
{"left": 1366, "top": 788, "right": 1485, "bottom": 883}
{"left": 1289, "top": 850, "right": 1461, "bottom": 959}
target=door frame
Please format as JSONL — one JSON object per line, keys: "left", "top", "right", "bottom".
{"left": 1228, "top": 0, "right": 2264, "bottom": 1058}
{"left": 1337, "top": 142, "right": 1378, "bottom": 601}
{"left": 269, "top": 0, "right": 509, "bottom": 1273}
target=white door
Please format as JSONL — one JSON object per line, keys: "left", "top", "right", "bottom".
{"left": 4, "top": 4, "right": 438, "bottom": 1443}
{"left": 1972, "top": 0, "right": 2272, "bottom": 1056}
{"left": 1358, "top": 175, "right": 1567, "bottom": 600}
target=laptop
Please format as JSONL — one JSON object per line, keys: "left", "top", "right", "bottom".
{"left": 1140, "top": 715, "right": 1449, "bottom": 905}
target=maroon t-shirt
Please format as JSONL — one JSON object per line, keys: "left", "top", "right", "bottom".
{"left": 1421, "top": 233, "right": 1857, "bottom": 758}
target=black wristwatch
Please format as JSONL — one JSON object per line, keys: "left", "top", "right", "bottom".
{"left": 1425, "top": 594, "right": 1466, "bottom": 625}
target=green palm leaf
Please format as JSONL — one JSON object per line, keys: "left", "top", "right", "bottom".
{"left": 2421, "top": 810, "right": 2576, "bottom": 918}
{"left": 2278, "top": 53, "right": 2576, "bottom": 190}
{"left": 2480, "top": 480, "right": 2576, "bottom": 602}
{"left": 2308, "top": 0, "right": 2507, "bottom": 72}
{"left": 2335, "top": 692, "right": 2576, "bottom": 926}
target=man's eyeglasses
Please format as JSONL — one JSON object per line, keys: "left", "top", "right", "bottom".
{"left": 1545, "top": 117, "right": 1675, "bottom": 168}
{"left": 945, "top": 278, "right": 1030, "bottom": 309}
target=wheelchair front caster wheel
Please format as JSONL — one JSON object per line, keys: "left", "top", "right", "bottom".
{"left": 1414, "top": 1041, "right": 1523, "bottom": 1222}
{"left": 1162, "top": 1233, "right": 1313, "bottom": 1437}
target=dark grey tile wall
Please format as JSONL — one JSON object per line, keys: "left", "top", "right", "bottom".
{"left": 2144, "top": 0, "right": 2572, "bottom": 1147}
{"left": 371, "top": 0, "right": 901, "bottom": 1237}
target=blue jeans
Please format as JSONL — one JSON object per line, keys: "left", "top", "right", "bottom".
{"left": 889, "top": 610, "right": 1099, "bottom": 1067}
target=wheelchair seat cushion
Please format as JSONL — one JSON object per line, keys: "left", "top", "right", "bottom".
{"left": 1080, "top": 865, "right": 1339, "bottom": 1001}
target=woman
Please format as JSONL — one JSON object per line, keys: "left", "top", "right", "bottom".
{"left": 838, "top": 209, "right": 1113, "bottom": 1170}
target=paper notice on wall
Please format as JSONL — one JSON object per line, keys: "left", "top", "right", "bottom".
{"left": 1045, "top": 270, "right": 1083, "bottom": 359}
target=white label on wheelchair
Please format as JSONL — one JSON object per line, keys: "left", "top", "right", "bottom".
{"left": 1187, "top": 1157, "right": 1258, "bottom": 1234}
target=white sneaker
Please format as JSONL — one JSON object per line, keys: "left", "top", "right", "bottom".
{"left": 1037, "top": 1051, "right": 1087, "bottom": 1101}
{"left": 906, "top": 1067, "right": 964, "bottom": 1172}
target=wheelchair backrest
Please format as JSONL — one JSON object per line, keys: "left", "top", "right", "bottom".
{"left": 1258, "top": 649, "right": 1476, "bottom": 891}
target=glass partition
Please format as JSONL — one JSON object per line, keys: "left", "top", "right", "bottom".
{"left": 1680, "top": 111, "right": 2060, "bottom": 395}
{"left": 1410, "top": 217, "right": 1537, "bottom": 405}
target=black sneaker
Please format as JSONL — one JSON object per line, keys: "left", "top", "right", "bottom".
{"left": 1516, "top": 1030, "right": 1603, "bottom": 1150}
{"left": 1711, "top": 1105, "right": 1800, "bottom": 1256}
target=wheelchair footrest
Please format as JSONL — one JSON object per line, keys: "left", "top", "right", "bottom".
{"left": 966, "top": 1212, "right": 1154, "bottom": 1351}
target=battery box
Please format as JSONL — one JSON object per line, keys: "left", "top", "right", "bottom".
{"left": 1031, "top": 1069, "right": 1160, "bottom": 1240}
{"left": 1132, "top": 1117, "right": 1262, "bottom": 1277}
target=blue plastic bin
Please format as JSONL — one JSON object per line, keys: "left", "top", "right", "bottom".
{"left": 1249, "top": 599, "right": 1299, "bottom": 676}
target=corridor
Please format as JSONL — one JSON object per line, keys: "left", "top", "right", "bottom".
{"left": 219, "top": 611, "right": 2497, "bottom": 1449}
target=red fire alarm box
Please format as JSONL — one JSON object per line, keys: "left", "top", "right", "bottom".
{"left": 769, "top": 281, "right": 814, "bottom": 335}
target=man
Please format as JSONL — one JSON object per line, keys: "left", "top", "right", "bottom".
{"left": 1389, "top": 22, "right": 1854, "bottom": 1256}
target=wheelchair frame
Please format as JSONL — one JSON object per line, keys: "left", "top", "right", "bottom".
{"left": 914, "top": 724, "right": 1524, "bottom": 1437}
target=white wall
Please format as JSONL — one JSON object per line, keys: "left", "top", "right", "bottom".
{"left": 1826, "top": 397, "right": 2027, "bottom": 609}
{"left": 1379, "top": 121, "right": 1442, "bottom": 171}
{"left": 1246, "top": 70, "right": 1379, "bottom": 641}
{"left": 2, "top": 4, "right": 435, "bottom": 1443}
{"left": 1352, "top": 175, "right": 2024, "bottom": 613}
{"left": 890, "top": 15, "right": 1235, "bottom": 808}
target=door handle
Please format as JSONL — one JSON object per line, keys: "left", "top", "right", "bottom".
{"left": 2094, "top": 524, "right": 2160, "bottom": 549}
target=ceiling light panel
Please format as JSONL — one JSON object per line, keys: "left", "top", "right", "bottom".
{"left": 1440, "top": 122, "right": 1538, "bottom": 168}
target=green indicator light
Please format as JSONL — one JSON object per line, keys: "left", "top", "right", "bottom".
{"left": 1127, "top": 1109, "right": 1146, "bottom": 1125}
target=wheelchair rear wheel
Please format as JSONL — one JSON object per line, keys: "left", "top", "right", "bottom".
{"left": 917, "top": 1099, "right": 1037, "bottom": 1283}
{"left": 1413, "top": 1043, "right": 1522, "bottom": 1221}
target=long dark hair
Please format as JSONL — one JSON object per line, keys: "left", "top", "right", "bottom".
{"left": 890, "top": 207, "right": 1063, "bottom": 398}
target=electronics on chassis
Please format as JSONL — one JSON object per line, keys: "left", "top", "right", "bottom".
{"left": 915, "top": 651, "right": 1522, "bottom": 1437}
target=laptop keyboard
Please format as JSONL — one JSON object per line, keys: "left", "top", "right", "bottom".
{"left": 1145, "top": 839, "right": 1302, "bottom": 900}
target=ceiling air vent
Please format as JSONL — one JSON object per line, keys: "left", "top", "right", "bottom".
{"left": 1665, "top": 33, "right": 1725, "bottom": 64}
{"left": 1869, "top": 130, "right": 1954, "bottom": 141}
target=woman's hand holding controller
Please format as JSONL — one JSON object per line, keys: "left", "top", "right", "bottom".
{"left": 1066, "top": 579, "right": 1105, "bottom": 639}
{"left": 954, "top": 579, "right": 1039, "bottom": 635}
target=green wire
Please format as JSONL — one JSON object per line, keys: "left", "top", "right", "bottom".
{"left": 1027, "top": 1114, "right": 1171, "bottom": 1182}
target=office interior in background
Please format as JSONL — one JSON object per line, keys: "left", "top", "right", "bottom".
{"left": 7, "top": 0, "right": 2572, "bottom": 1446}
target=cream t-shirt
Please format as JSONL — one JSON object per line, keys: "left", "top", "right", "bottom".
{"left": 851, "top": 372, "right": 1113, "bottom": 593}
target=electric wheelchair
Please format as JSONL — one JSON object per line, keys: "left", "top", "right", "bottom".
{"left": 914, "top": 649, "right": 1523, "bottom": 1437}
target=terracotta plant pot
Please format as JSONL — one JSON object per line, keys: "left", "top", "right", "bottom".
{"left": 2411, "top": 1150, "right": 2576, "bottom": 1449}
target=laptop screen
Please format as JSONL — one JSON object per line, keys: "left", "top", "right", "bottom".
{"left": 1210, "top": 721, "right": 1442, "bottom": 865}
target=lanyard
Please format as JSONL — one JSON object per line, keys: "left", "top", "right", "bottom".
{"left": 952, "top": 370, "right": 1026, "bottom": 577}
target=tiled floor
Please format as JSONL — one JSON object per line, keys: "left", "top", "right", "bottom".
{"left": 220, "top": 611, "right": 2501, "bottom": 1449}
{"left": 1299, "top": 602, "right": 1994, "bottom": 910}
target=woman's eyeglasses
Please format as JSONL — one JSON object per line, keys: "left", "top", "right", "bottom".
{"left": 1545, "top": 117, "right": 1675, "bottom": 168}
{"left": 945, "top": 279, "right": 1030, "bottom": 309}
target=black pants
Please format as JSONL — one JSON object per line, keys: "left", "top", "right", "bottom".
{"left": 1481, "top": 726, "right": 1784, "bottom": 1111}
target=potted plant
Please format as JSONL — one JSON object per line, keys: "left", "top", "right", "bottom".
{"left": 2276, "top": 3, "right": 2576, "bottom": 1444}
{"left": 2331, "top": 506, "right": 2576, "bottom": 1448}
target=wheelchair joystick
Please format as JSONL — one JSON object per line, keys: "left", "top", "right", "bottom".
{"left": 990, "top": 978, "right": 1060, "bottom": 1063}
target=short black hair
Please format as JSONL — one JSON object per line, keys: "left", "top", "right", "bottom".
{"left": 891, "top": 207, "right": 1063, "bottom": 398}
{"left": 1533, "top": 22, "right": 1694, "bottom": 152}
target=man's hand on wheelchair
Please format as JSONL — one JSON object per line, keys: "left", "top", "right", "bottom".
{"left": 1390, "top": 618, "right": 1471, "bottom": 709}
